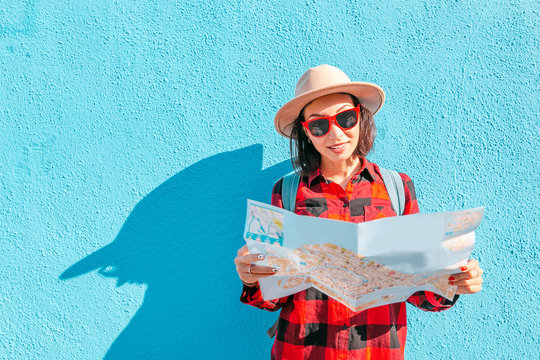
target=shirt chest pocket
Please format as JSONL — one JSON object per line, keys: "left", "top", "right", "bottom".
{"left": 295, "top": 197, "right": 328, "bottom": 217}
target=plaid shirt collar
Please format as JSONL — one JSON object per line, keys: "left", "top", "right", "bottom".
{"left": 307, "top": 157, "right": 377, "bottom": 187}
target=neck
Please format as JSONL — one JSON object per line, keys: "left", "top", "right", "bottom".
{"left": 320, "top": 156, "right": 362, "bottom": 185}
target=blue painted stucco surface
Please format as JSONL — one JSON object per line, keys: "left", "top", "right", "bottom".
{"left": 0, "top": 0, "right": 538, "bottom": 359}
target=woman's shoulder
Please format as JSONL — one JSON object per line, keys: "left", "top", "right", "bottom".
{"left": 271, "top": 170, "right": 309, "bottom": 210}
{"left": 398, "top": 172, "right": 414, "bottom": 185}
{"left": 272, "top": 176, "right": 284, "bottom": 195}
{"left": 272, "top": 170, "right": 307, "bottom": 193}
{"left": 370, "top": 162, "right": 419, "bottom": 214}
{"left": 368, "top": 160, "right": 417, "bottom": 202}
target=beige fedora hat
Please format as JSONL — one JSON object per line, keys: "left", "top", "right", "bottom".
{"left": 274, "top": 64, "right": 385, "bottom": 138}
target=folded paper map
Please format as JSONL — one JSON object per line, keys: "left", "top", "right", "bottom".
{"left": 243, "top": 199, "right": 484, "bottom": 311}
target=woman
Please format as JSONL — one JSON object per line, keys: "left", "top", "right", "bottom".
{"left": 235, "top": 65, "right": 483, "bottom": 359}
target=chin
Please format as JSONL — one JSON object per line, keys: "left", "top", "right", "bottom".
{"left": 323, "top": 150, "right": 356, "bottom": 163}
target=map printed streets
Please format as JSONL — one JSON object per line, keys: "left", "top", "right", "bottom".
{"left": 244, "top": 199, "right": 484, "bottom": 311}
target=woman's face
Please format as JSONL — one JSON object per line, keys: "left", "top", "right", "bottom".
{"left": 303, "top": 93, "right": 360, "bottom": 167}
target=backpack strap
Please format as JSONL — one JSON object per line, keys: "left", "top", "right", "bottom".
{"left": 281, "top": 171, "right": 300, "bottom": 212}
{"left": 379, "top": 167, "right": 405, "bottom": 216}
{"left": 266, "top": 320, "right": 279, "bottom": 338}
{"left": 282, "top": 168, "right": 405, "bottom": 215}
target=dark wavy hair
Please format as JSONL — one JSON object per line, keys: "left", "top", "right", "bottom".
{"left": 286, "top": 94, "right": 376, "bottom": 174}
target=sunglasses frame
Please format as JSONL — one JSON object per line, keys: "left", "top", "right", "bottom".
{"left": 301, "top": 105, "right": 361, "bottom": 137}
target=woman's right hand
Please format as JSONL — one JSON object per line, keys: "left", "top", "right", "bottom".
{"left": 235, "top": 244, "right": 278, "bottom": 287}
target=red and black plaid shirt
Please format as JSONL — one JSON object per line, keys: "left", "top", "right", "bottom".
{"left": 241, "top": 158, "right": 459, "bottom": 360}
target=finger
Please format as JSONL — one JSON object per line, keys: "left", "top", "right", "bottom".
{"left": 245, "top": 273, "right": 276, "bottom": 280}
{"left": 238, "top": 263, "right": 278, "bottom": 275}
{"left": 456, "top": 284, "right": 482, "bottom": 294}
{"left": 453, "top": 277, "right": 483, "bottom": 287}
{"left": 460, "top": 259, "right": 480, "bottom": 273}
{"left": 468, "top": 258, "right": 480, "bottom": 269}
{"left": 237, "top": 244, "right": 249, "bottom": 256}
{"left": 449, "top": 268, "right": 481, "bottom": 282}
{"left": 239, "top": 272, "right": 276, "bottom": 284}
{"left": 235, "top": 253, "right": 265, "bottom": 265}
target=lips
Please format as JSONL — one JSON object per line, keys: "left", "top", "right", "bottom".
{"left": 328, "top": 142, "right": 349, "bottom": 152}
{"left": 328, "top": 142, "right": 347, "bottom": 149}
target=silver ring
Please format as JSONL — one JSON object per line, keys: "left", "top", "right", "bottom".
{"left": 248, "top": 264, "right": 253, "bottom": 274}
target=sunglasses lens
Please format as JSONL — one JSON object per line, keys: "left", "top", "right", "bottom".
{"left": 308, "top": 119, "right": 329, "bottom": 137}
{"left": 336, "top": 109, "right": 358, "bottom": 129}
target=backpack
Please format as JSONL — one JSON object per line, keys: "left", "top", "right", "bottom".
{"left": 282, "top": 167, "right": 405, "bottom": 216}
{"left": 266, "top": 167, "right": 406, "bottom": 338}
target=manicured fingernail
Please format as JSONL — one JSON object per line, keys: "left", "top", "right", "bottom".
{"left": 448, "top": 276, "right": 455, "bottom": 281}
{"left": 257, "top": 254, "right": 265, "bottom": 260}
{"left": 449, "top": 281, "right": 454, "bottom": 286}
{"left": 461, "top": 266, "right": 467, "bottom": 272}
{"left": 272, "top": 268, "right": 278, "bottom": 272}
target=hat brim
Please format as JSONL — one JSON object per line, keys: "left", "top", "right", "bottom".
{"left": 274, "top": 82, "right": 385, "bottom": 138}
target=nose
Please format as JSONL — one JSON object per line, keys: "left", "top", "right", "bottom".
{"left": 327, "top": 119, "right": 345, "bottom": 139}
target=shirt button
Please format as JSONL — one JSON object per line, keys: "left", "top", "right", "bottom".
{"left": 342, "top": 325, "right": 348, "bottom": 330}
{"left": 343, "top": 203, "right": 348, "bottom": 208}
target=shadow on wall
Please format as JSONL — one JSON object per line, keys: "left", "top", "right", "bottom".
{"left": 60, "top": 145, "right": 290, "bottom": 359}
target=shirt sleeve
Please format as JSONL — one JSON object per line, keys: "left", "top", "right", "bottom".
{"left": 240, "top": 283, "right": 289, "bottom": 312}
{"left": 399, "top": 173, "right": 460, "bottom": 312}
{"left": 240, "top": 178, "right": 290, "bottom": 312}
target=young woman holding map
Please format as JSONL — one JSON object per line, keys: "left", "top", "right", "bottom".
{"left": 234, "top": 65, "right": 484, "bottom": 359}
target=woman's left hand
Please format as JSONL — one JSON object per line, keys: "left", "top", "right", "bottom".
{"left": 448, "top": 259, "right": 484, "bottom": 294}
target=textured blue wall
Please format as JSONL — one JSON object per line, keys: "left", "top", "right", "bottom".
{"left": 1, "top": 0, "right": 538, "bottom": 359}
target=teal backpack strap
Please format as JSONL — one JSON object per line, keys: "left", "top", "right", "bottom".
{"left": 379, "top": 167, "right": 405, "bottom": 216}
{"left": 266, "top": 170, "right": 300, "bottom": 339}
{"left": 281, "top": 171, "right": 300, "bottom": 212}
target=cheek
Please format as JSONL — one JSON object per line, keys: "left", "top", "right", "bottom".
{"left": 346, "top": 127, "right": 361, "bottom": 144}
{"left": 310, "top": 138, "right": 327, "bottom": 153}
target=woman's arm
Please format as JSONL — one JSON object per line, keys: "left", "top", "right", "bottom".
{"left": 237, "top": 178, "right": 290, "bottom": 311}
{"left": 400, "top": 173, "right": 461, "bottom": 312}
{"left": 240, "top": 278, "right": 289, "bottom": 312}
